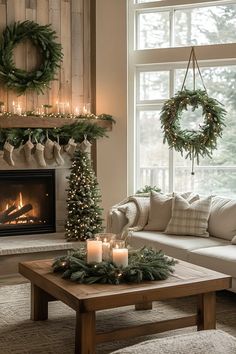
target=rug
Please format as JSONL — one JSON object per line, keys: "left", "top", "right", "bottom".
{"left": 0, "top": 283, "right": 236, "bottom": 354}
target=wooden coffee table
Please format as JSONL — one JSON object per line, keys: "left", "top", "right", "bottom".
{"left": 19, "top": 259, "right": 231, "bottom": 354}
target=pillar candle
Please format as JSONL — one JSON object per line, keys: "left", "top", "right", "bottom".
{"left": 87, "top": 240, "right": 102, "bottom": 264}
{"left": 102, "top": 238, "right": 111, "bottom": 261}
{"left": 112, "top": 248, "right": 128, "bottom": 267}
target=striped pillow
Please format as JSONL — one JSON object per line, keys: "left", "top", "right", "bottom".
{"left": 165, "top": 195, "right": 212, "bottom": 237}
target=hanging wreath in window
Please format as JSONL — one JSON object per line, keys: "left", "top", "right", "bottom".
{"left": 0, "top": 21, "right": 63, "bottom": 94}
{"left": 160, "top": 47, "right": 226, "bottom": 174}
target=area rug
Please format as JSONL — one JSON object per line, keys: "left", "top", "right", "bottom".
{"left": 0, "top": 283, "right": 236, "bottom": 354}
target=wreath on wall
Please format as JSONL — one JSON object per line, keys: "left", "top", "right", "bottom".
{"left": 0, "top": 21, "right": 63, "bottom": 94}
{"left": 160, "top": 47, "right": 226, "bottom": 174}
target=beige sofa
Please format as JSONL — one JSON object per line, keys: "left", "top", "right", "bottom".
{"left": 107, "top": 193, "right": 236, "bottom": 292}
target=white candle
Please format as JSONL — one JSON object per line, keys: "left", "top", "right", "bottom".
{"left": 83, "top": 105, "right": 88, "bottom": 114}
{"left": 74, "top": 107, "right": 80, "bottom": 115}
{"left": 56, "top": 101, "right": 59, "bottom": 114}
{"left": 87, "top": 240, "right": 102, "bottom": 264}
{"left": 66, "top": 102, "right": 70, "bottom": 114}
{"left": 112, "top": 248, "right": 128, "bottom": 267}
{"left": 102, "top": 238, "right": 111, "bottom": 261}
{"left": 16, "top": 104, "right": 22, "bottom": 115}
{"left": 12, "top": 101, "right": 17, "bottom": 114}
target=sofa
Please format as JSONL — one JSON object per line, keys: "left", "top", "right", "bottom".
{"left": 107, "top": 192, "right": 236, "bottom": 292}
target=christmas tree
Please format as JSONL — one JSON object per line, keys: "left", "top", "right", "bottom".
{"left": 65, "top": 149, "right": 104, "bottom": 241}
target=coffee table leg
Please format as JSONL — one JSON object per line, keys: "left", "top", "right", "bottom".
{"left": 197, "top": 292, "right": 216, "bottom": 330}
{"left": 135, "top": 302, "right": 153, "bottom": 310}
{"left": 75, "top": 311, "right": 96, "bottom": 354}
{"left": 31, "top": 283, "right": 49, "bottom": 321}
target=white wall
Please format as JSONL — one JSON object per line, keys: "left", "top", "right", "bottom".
{"left": 96, "top": 0, "right": 127, "bottom": 219}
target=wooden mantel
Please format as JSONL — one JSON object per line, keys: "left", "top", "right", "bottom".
{"left": 0, "top": 115, "right": 112, "bottom": 130}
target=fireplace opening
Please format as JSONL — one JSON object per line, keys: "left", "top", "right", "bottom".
{"left": 0, "top": 169, "right": 56, "bottom": 236}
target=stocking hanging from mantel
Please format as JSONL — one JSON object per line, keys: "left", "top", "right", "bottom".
{"left": 160, "top": 46, "right": 226, "bottom": 175}
{"left": 3, "top": 141, "right": 15, "bottom": 166}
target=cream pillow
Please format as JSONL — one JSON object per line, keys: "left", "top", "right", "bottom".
{"left": 144, "top": 192, "right": 173, "bottom": 231}
{"left": 144, "top": 191, "right": 199, "bottom": 231}
{"left": 165, "top": 195, "right": 212, "bottom": 237}
{"left": 208, "top": 196, "right": 236, "bottom": 241}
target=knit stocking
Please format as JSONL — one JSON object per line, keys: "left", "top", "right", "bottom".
{"left": 3, "top": 141, "right": 15, "bottom": 166}
{"left": 79, "top": 135, "right": 92, "bottom": 156}
{"left": 54, "top": 141, "right": 64, "bottom": 165}
{"left": 34, "top": 142, "right": 46, "bottom": 167}
{"left": 23, "top": 138, "right": 34, "bottom": 164}
{"left": 64, "top": 137, "right": 77, "bottom": 157}
{"left": 44, "top": 137, "right": 54, "bottom": 160}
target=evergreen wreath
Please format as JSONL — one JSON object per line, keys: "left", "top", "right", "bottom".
{"left": 160, "top": 89, "right": 226, "bottom": 166}
{"left": 0, "top": 21, "right": 63, "bottom": 94}
{"left": 52, "top": 247, "right": 177, "bottom": 285}
{"left": 160, "top": 48, "right": 226, "bottom": 174}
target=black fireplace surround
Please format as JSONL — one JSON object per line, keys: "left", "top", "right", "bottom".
{"left": 0, "top": 169, "right": 56, "bottom": 236}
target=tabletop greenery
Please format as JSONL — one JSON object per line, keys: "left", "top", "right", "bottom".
{"left": 0, "top": 21, "right": 63, "bottom": 94}
{"left": 52, "top": 246, "right": 176, "bottom": 285}
{"left": 160, "top": 88, "right": 226, "bottom": 171}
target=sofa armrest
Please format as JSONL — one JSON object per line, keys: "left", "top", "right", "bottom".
{"left": 106, "top": 209, "right": 128, "bottom": 235}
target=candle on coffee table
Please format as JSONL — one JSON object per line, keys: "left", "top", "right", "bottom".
{"left": 102, "top": 238, "right": 111, "bottom": 261}
{"left": 87, "top": 240, "right": 102, "bottom": 263}
{"left": 112, "top": 247, "right": 128, "bottom": 267}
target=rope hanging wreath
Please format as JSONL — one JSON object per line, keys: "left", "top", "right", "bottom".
{"left": 160, "top": 47, "right": 226, "bottom": 174}
{"left": 0, "top": 21, "right": 63, "bottom": 94}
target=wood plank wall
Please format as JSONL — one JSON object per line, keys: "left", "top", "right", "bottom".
{"left": 0, "top": 0, "right": 92, "bottom": 113}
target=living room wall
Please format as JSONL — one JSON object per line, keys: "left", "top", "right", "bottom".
{"left": 96, "top": 0, "right": 128, "bottom": 218}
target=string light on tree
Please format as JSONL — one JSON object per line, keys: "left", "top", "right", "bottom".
{"left": 65, "top": 148, "right": 104, "bottom": 241}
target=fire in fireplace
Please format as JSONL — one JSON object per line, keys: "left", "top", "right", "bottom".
{"left": 0, "top": 170, "right": 56, "bottom": 236}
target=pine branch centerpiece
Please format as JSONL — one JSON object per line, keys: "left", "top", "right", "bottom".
{"left": 65, "top": 149, "right": 104, "bottom": 241}
{"left": 52, "top": 246, "right": 177, "bottom": 285}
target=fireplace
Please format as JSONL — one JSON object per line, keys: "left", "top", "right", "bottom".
{"left": 0, "top": 169, "right": 56, "bottom": 236}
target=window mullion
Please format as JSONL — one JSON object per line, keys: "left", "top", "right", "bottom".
{"left": 170, "top": 8, "right": 175, "bottom": 47}
{"left": 169, "top": 68, "right": 175, "bottom": 193}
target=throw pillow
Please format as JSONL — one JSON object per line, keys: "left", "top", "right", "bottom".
{"left": 232, "top": 235, "right": 236, "bottom": 244}
{"left": 144, "top": 192, "right": 173, "bottom": 231}
{"left": 144, "top": 191, "right": 199, "bottom": 231}
{"left": 208, "top": 196, "right": 236, "bottom": 241}
{"left": 165, "top": 195, "right": 212, "bottom": 237}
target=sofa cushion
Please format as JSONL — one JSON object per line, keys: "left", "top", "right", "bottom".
{"left": 145, "top": 192, "right": 199, "bottom": 232}
{"left": 165, "top": 195, "right": 212, "bottom": 237}
{"left": 144, "top": 192, "right": 173, "bottom": 231}
{"left": 189, "top": 245, "right": 236, "bottom": 278}
{"left": 208, "top": 196, "right": 236, "bottom": 241}
{"left": 129, "top": 231, "right": 227, "bottom": 261}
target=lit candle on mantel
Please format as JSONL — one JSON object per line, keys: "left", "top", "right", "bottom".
{"left": 12, "top": 101, "right": 16, "bottom": 114}
{"left": 16, "top": 104, "right": 22, "bottom": 115}
{"left": 112, "top": 247, "right": 128, "bottom": 267}
{"left": 87, "top": 239, "right": 102, "bottom": 264}
{"left": 102, "top": 238, "right": 111, "bottom": 261}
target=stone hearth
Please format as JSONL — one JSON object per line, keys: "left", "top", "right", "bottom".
{"left": 0, "top": 233, "right": 82, "bottom": 276}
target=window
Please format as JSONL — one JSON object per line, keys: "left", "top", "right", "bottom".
{"left": 128, "top": 0, "right": 236, "bottom": 197}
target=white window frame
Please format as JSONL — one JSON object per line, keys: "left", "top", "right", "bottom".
{"left": 128, "top": 0, "right": 236, "bottom": 195}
